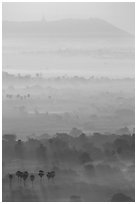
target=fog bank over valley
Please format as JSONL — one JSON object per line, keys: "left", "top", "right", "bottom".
{"left": 3, "top": 72, "right": 134, "bottom": 138}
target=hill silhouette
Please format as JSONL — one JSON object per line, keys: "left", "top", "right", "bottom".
{"left": 3, "top": 18, "right": 131, "bottom": 38}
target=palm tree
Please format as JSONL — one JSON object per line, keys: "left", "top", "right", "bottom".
{"left": 8, "top": 174, "right": 13, "bottom": 188}
{"left": 19, "top": 171, "right": 23, "bottom": 184}
{"left": 22, "top": 171, "right": 29, "bottom": 186}
{"left": 30, "top": 174, "right": 35, "bottom": 187}
{"left": 51, "top": 171, "right": 55, "bottom": 181}
{"left": 46, "top": 171, "right": 55, "bottom": 182}
{"left": 38, "top": 170, "right": 44, "bottom": 182}
{"left": 47, "top": 172, "right": 50, "bottom": 181}
{"left": 16, "top": 171, "right": 21, "bottom": 183}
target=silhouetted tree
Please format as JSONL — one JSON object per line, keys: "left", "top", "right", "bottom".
{"left": 8, "top": 174, "right": 13, "bottom": 188}
{"left": 38, "top": 170, "right": 44, "bottom": 182}
{"left": 46, "top": 171, "right": 55, "bottom": 182}
{"left": 30, "top": 174, "right": 35, "bottom": 187}
{"left": 16, "top": 171, "right": 21, "bottom": 183}
{"left": 22, "top": 171, "right": 29, "bottom": 186}
{"left": 19, "top": 171, "right": 23, "bottom": 184}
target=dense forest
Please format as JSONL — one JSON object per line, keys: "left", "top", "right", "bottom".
{"left": 2, "top": 129, "right": 135, "bottom": 201}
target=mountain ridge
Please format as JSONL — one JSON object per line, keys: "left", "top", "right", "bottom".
{"left": 3, "top": 18, "right": 132, "bottom": 38}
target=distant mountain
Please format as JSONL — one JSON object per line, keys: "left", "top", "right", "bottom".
{"left": 2, "top": 18, "right": 131, "bottom": 38}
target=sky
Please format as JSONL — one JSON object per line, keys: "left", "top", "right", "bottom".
{"left": 2, "top": 2, "right": 135, "bottom": 34}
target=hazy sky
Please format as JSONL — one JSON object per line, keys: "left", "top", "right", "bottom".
{"left": 2, "top": 2, "right": 135, "bottom": 34}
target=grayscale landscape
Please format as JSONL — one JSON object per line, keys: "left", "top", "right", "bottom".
{"left": 2, "top": 2, "right": 135, "bottom": 202}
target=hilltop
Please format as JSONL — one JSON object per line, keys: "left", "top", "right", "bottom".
{"left": 3, "top": 18, "right": 132, "bottom": 38}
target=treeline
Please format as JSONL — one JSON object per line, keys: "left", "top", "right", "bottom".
{"left": 3, "top": 71, "right": 133, "bottom": 82}
{"left": 3, "top": 131, "right": 135, "bottom": 164}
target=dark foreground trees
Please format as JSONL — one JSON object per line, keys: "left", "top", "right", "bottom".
{"left": 111, "top": 193, "right": 133, "bottom": 202}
